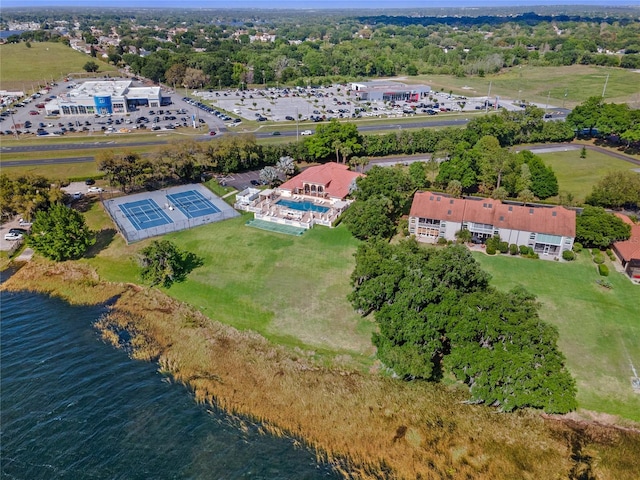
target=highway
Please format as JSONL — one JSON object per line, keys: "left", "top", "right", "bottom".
{"left": 0, "top": 118, "right": 473, "bottom": 166}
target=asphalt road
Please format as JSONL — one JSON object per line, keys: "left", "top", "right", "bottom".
{"left": 0, "top": 117, "right": 472, "bottom": 166}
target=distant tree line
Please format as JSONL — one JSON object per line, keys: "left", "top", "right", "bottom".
{"left": 4, "top": 8, "right": 640, "bottom": 86}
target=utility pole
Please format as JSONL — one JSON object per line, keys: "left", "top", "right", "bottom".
{"left": 563, "top": 88, "right": 568, "bottom": 108}
{"left": 545, "top": 90, "right": 550, "bottom": 112}
{"left": 602, "top": 72, "right": 610, "bottom": 98}
{"left": 296, "top": 108, "right": 299, "bottom": 142}
{"left": 485, "top": 81, "right": 492, "bottom": 113}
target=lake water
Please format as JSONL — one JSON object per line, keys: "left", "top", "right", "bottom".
{"left": 0, "top": 289, "right": 340, "bottom": 479}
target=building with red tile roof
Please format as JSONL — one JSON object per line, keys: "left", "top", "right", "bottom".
{"left": 235, "top": 162, "right": 363, "bottom": 232}
{"left": 278, "top": 162, "right": 363, "bottom": 201}
{"left": 409, "top": 191, "right": 576, "bottom": 260}
{"left": 612, "top": 213, "right": 640, "bottom": 281}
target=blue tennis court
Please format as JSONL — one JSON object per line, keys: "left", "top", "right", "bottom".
{"left": 166, "top": 190, "right": 220, "bottom": 219}
{"left": 120, "top": 199, "right": 173, "bottom": 231}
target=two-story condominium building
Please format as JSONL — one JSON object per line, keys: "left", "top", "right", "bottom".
{"left": 408, "top": 191, "right": 576, "bottom": 260}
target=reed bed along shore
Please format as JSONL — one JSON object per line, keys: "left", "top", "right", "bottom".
{"left": 3, "top": 260, "right": 639, "bottom": 479}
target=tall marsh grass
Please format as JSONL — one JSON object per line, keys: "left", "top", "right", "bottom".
{"left": 2, "top": 261, "right": 639, "bottom": 479}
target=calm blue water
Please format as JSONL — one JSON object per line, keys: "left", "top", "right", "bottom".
{"left": 276, "top": 200, "right": 330, "bottom": 213}
{"left": 0, "top": 289, "right": 340, "bottom": 479}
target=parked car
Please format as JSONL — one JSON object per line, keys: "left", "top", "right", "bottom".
{"left": 301, "top": 130, "right": 313, "bottom": 136}
{"left": 71, "top": 192, "right": 83, "bottom": 200}
{"left": 85, "top": 178, "right": 96, "bottom": 185}
{"left": 87, "top": 187, "right": 104, "bottom": 193}
{"left": 4, "top": 232, "right": 23, "bottom": 241}
{"left": 250, "top": 180, "right": 260, "bottom": 186}
{"left": 9, "top": 228, "right": 28, "bottom": 235}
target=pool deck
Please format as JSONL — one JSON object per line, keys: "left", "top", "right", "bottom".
{"left": 236, "top": 193, "right": 344, "bottom": 229}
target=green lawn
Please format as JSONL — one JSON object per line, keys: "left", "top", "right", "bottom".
{"left": 537, "top": 149, "right": 637, "bottom": 203}
{"left": 473, "top": 252, "right": 640, "bottom": 421}
{"left": 82, "top": 192, "right": 640, "bottom": 418}
{"left": 0, "top": 42, "right": 118, "bottom": 91}
{"left": 85, "top": 209, "right": 376, "bottom": 362}
{"left": 406, "top": 65, "right": 640, "bottom": 108}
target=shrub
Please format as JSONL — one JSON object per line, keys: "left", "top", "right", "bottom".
{"left": 593, "top": 253, "right": 605, "bottom": 265}
{"left": 591, "top": 248, "right": 600, "bottom": 256}
{"left": 519, "top": 245, "right": 530, "bottom": 255}
{"left": 572, "top": 242, "right": 583, "bottom": 253}
{"left": 486, "top": 244, "right": 497, "bottom": 255}
{"left": 509, "top": 244, "right": 518, "bottom": 255}
{"left": 598, "top": 264, "right": 609, "bottom": 276}
{"left": 498, "top": 241, "right": 509, "bottom": 254}
{"left": 398, "top": 218, "right": 409, "bottom": 237}
{"left": 437, "top": 237, "right": 448, "bottom": 245}
{"left": 562, "top": 250, "right": 576, "bottom": 261}
{"left": 606, "top": 249, "right": 615, "bottom": 261}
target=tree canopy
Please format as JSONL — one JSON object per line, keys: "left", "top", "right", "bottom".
{"left": 305, "top": 120, "right": 363, "bottom": 163}
{"left": 575, "top": 206, "right": 632, "bottom": 248}
{"left": 586, "top": 171, "right": 640, "bottom": 210}
{"left": 28, "top": 204, "right": 95, "bottom": 261}
{"left": 138, "top": 240, "right": 203, "bottom": 288}
{"left": 349, "top": 239, "right": 577, "bottom": 413}
{"left": 343, "top": 165, "right": 416, "bottom": 240}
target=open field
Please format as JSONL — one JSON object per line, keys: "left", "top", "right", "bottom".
{"left": 0, "top": 42, "right": 118, "bottom": 91}
{"left": 473, "top": 252, "right": 640, "bottom": 422}
{"left": 538, "top": 148, "right": 637, "bottom": 203}
{"left": 83, "top": 203, "right": 376, "bottom": 362}
{"left": 81, "top": 188, "right": 640, "bottom": 420}
{"left": 406, "top": 65, "right": 640, "bottom": 108}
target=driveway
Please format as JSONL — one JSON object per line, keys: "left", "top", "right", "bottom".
{"left": 0, "top": 218, "right": 29, "bottom": 252}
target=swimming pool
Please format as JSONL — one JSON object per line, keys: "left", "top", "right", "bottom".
{"left": 276, "top": 199, "right": 330, "bottom": 213}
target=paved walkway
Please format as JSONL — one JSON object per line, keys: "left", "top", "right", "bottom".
{"left": 14, "top": 248, "right": 34, "bottom": 262}
{"left": 221, "top": 189, "right": 238, "bottom": 199}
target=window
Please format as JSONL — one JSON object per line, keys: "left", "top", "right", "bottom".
{"left": 529, "top": 208, "right": 534, "bottom": 214}
{"left": 529, "top": 233, "right": 536, "bottom": 240}
{"left": 450, "top": 199, "right": 454, "bottom": 204}
{"left": 447, "top": 210, "right": 452, "bottom": 215}
{"left": 499, "top": 216, "right": 504, "bottom": 221}
{"left": 508, "top": 206, "right": 513, "bottom": 211}
{"left": 552, "top": 211, "right": 557, "bottom": 217}
{"left": 436, "top": 197, "right": 440, "bottom": 202}
{"left": 488, "top": 203, "right": 493, "bottom": 208}
{"left": 430, "top": 196, "right": 434, "bottom": 201}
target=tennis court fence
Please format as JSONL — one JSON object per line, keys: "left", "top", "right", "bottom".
{"left": 104, "top": 201, "right": 239, "bottom": 244}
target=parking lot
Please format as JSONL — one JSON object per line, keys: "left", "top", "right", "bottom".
{"left": 195, "top": 83, "right": 547, "bottom": 126}
{"left": 0, "top": 78, "right": 227, "bottom": 139}
{"left": 2, "top": 77, "right": 568, "bottom": 140}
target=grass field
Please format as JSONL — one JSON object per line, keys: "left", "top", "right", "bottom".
{"left": 0, "top": 42, "right": 119, "bottom": 91}
{"left": 81, "top": 188, "right": 640, "bottom": 420}
{"left": 473, "top": 252, "right": 640, "bottom": 421}
{"left": 84, "top": 203, "right": 376, "bottom": 363}
{"left": 537, "top": 148, "right": 638, "bottom": 203}
{"left": 405, "top": 65, "right": 640, "bottom": 108}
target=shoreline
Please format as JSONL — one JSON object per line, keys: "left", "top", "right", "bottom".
{"left": 3, "top": 259, "right": 640, "bottom": 479}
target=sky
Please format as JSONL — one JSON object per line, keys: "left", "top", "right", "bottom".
{"left": 3, "top": 0, "right": 637, "bottom": 8}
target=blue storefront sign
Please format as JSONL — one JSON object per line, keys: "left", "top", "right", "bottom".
{"left": 94, "top": 95, "right": 113, "bottom": 114}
